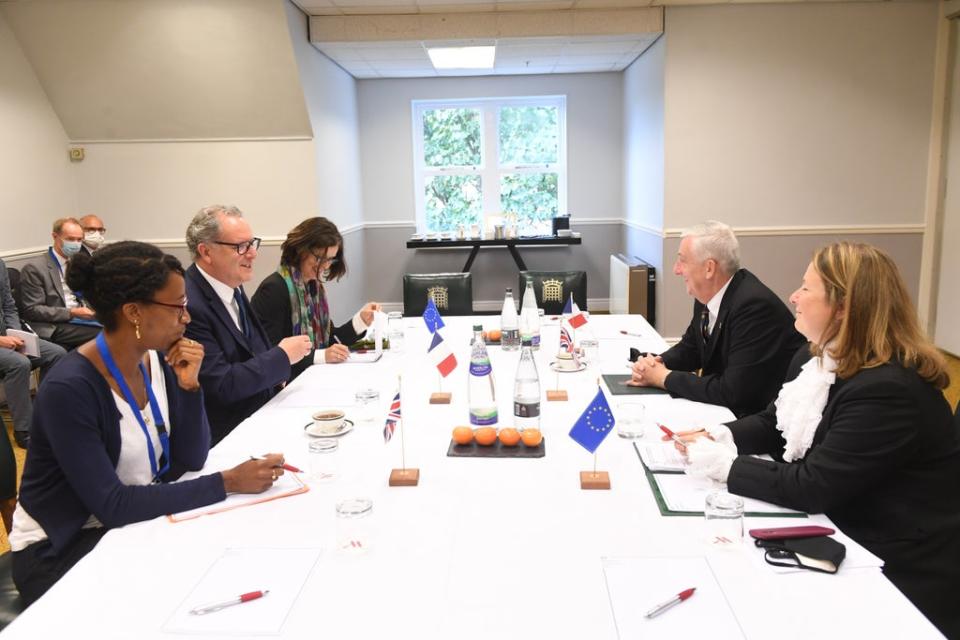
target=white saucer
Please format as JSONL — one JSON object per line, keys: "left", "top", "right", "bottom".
{"left": 550, "top": 361, "right": 587, "bottom": 373}
{"left": 304, "top": 419, "right": 355, "bottom": 438}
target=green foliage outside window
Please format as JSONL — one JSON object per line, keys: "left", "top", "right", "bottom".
{"left": 425, "top": 174, "right": 482, "bottom": 231}
{"left": 423, "top": 108, "right": 481, "bottom": 167}
{"left": 499, "top": 106, "right": 559, "bottom": 165}
{"left": 501, "top": 173, "right": 558, "bottom": 231}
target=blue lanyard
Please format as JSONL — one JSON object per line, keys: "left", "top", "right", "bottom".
{"left": 95, "top": 332, "right": 170, "bottom": 481}
{"left": 49, "top": 247, "right": 83, "bottom": 304}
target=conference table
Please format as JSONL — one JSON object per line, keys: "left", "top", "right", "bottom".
{"left": 1, "top": 316, "right": 944, "bottom": 639}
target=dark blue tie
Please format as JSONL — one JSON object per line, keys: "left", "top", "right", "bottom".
{"left": 700, "top": 308, "right": 711, "bottom": 342}
{"left": 234, "top": 288, "right": 251, "bottom": 338}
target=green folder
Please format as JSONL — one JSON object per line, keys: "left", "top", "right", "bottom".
{"left": 633, "top": 443, "right": 807, "bottom": 518}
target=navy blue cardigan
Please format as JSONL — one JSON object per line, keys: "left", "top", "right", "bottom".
{"left": 18, "top": 351, "right": 227, "bottom": 556}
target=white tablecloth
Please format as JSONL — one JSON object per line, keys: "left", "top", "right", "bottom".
{"left": 1, "top": 316, "right": 944, "bottom": 639}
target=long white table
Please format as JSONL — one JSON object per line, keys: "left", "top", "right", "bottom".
{"left": 1, "top": 316, "right": 944, "bottom": 639}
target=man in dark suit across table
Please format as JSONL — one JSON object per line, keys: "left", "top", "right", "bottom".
{"left": 19, "top": 217, "right": 101, "bottom": 350}
{"left": 630, "top": 220, "right": 805, "bottom": 418}
{"left": 183, "top": 205, "right": 312, "bottom": 444}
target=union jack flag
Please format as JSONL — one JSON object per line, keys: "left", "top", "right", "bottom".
{"left": 383, "top": 392, "right": 401, "bottom": 443}
{"left": 559, "top": 325, "right": 574, "bottom": 354}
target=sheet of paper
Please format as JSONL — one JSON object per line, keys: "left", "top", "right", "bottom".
{"left": 652, "top": 473, "right": 803, "bottom": 515}
{"left": 348, "top": 311, "right": 386, "bottom": 362}
{"left": 168, "top": 473, "right": 307, "bottom": 522}
{"left": 602, "top": 556, "right": 746, "bottom": 639}
{"left": 636, "top": 441, "right": 688, "bottom": 472}
{"left": 163, "top": 547, "right": 321, "bottom": 636}
{"left": 274, "top": 386, "right": 355, "bottom": 407}
{"left": 6, "top": 329, "right": 39, "bottom": 357}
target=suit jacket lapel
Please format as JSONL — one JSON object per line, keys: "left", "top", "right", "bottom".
{"left": 702, "top": 270, "right": 745, "bottom": 365}
{"left": 46, "top": 253, "right": 66, "bottom": 307}
{"left": 189, "top": 265, "right": 252, "bottom": 352}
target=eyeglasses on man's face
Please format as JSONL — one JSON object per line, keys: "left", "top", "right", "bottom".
{"left": 145, "top": 298, "right": 189, "bottom": 321}
{"left": 212, "top": 237, "right": 261, "bottom": 255}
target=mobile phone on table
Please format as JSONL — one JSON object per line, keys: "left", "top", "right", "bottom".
{"left": 749, "top": 525, "right": 835, "bottom": 540}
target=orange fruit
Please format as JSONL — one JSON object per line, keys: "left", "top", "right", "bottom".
{"left": 487, "top": 329, "right": 502, "bottom": 342}
{"left": 474, "top": 427, "right": 497, "bottom": 446}
{"left": 452, "top": 426, "right": 474, "bottom": 445}
{"left": 521, "top": 429, "right": 543, "bottom": 447}
{"left": 498, "top": 428, "right": 521, "bottom": 447}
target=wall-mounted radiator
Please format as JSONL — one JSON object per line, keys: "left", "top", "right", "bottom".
{"left": 609, "top": 254, "right": 656, "bottom": 325}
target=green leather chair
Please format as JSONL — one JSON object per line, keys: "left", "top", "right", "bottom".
{"left": 518, "top": 271, "right": 587, "bottom": 315}
{"left": 403, "top": 273, "right": 473, "bottom": 316}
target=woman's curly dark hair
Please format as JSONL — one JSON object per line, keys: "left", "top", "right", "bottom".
{"left": 65, "top": 241, "right": 185, "bottom": 331}
{"left": 279, "top": 217, "right": 347, "bottom": 282}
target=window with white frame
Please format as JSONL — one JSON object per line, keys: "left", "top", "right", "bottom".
{"left": 412, "top": 96, "right": 567, "bottom": 236}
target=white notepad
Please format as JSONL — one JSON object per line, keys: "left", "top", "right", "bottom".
{"left": 6, "top": 329, "right": 39, "bottom": 357}
{"left": 163, "top": 547, "right": 321, "bottom": 636}
{"left": 602, "top": 556, "right": 746, "bottom": 639}
{"left": 636, "top": 441, "right": 689, "bottom": 472}
{"left": 347, "top": 311, "right": 386, "bottom": 363}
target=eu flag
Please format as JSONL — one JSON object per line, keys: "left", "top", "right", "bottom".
{"left": 568, "top": 387, "right": 616, "bottom": 454}
{"left": 422, "top": 297, "right": 445, "bottom": 333}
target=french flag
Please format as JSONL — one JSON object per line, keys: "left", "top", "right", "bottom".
{"left": 428, "top": 331, "right": 458, "bottom": 378}
{"left": 563, "top": 294, "right": 588, "bottom": 329}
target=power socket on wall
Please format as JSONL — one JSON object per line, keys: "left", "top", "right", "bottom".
{"left": 68, "top": 147, "right": 85, "bottom": 162}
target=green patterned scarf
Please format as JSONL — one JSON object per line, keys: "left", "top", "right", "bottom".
{"left": 278, "top": 265, "right": 332, "bottom": 349}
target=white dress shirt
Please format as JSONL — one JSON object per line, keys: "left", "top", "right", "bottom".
{"left": 51, "top": 249, "right": 81, "bottom": 309}
{"left": 195, "top": 264, "right": 243, "bottom": 332}
{"left": 704, "top": 275, "right": 733, "bottom": 334}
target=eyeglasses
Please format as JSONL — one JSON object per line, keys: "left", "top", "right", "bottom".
{"left": 83, "top": 227, "right": 107, "bottom": 233}
{"left": 145, "top": 298, "right": 189, "bottom": 320}
{"left": 212, "top": 238, "right": 261, "bottom": 255}
{"left": 313, "top": 253, "right": 339, "bottom": 268}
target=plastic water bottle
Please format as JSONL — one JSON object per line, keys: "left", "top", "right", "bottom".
{"left": 500, "top": 288, "right": 520, "bottom": 351}
{"left": 468, "top": 325, "right": 498, "bottom": 427}
{"left": 519, "top": 279, "right": 541, "bottom": 351}
{"left": 513, "top": 338, "right": 541, "bottom": 431}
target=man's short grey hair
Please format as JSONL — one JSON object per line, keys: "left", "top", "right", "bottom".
{"left": 682, "top": 220, "right": 741, "bottom": 275}
{"left": 185, "top": 205, "right": 244, "bottom": 260}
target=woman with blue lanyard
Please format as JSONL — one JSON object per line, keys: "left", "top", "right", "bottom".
{"left": 10, "top": 241, "right": 286, "bottom": 605}
{"left": 251, "top": 216, "right": 380, "bottom": 381}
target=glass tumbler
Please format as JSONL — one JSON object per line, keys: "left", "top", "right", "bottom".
{"left": 704, "top": 491, "right": 744, "bottom": 546}
{"left": 355, "top": 388, "right": 380, "bottom": 424}
{"left": 336, "top": 497, "right": 374, "bottom": 553}
{"left": 579, "top": 338, "right": 600, "bottom": 367}
{"left": 387, "top": 311, "right": 404, "bottom": 353}
{"left": 616, "top": 402, "right": 646, "bottom": 440}
{"left": 307, "top": 438, "right": 339, "bottom": 484}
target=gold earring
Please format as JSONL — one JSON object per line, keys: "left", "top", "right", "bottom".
{"left": 134, "top": 321, "right": 141, "bottom": 341}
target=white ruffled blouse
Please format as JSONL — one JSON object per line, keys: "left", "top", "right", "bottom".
{"left": 773, "top": 350, "right": 837, "bottom": 462}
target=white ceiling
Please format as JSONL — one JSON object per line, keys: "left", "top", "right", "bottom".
{"left": 320, "top": 34, "right": 660, "bottom": 78}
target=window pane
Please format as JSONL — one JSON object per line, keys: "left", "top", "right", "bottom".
{"left": 423, "top": 108, "right": 482, "bottom": 167}
{"left": 500, "top": 173, "right": 558, "bottom": 234}
{"left": 425, "top": 174, "right": 482, "bottom": 232}
{"left": 499, "top": 106, "right": 559, "bottom": 165}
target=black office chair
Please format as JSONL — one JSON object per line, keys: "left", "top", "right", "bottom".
{"left": 518, "top": 271, "right": 587, "bottom": 315}
{"left": 403, "top": 273, "right": 473, "bottom": 316}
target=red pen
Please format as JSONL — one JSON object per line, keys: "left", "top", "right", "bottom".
{"left": 190, "top": 589, "right": 269, "bottom": 615}
{"left": 658, "top": 423, "right": 686, "bottom": 447}
{"left": 644, "top": 587, "right": 696, "bottom": 618}
{"left": 249, "top": 456, "right": 301, "bottom": 473}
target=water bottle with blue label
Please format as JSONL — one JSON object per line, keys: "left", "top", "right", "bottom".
{"left": 468, "top": 325, "right": 498, "bottom": 426}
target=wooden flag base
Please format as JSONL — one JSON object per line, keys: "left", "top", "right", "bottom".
{"left": 580, "top": 471, "right": 611, "bottom": 490}
{"left": 546, "top": 390, "right": 568, "bottom": 401}
{"left": 429, "top": 392, "right": 452, "bottom": 404}
{"left": 389, "top": 468, "right": 420, "bottom": 486}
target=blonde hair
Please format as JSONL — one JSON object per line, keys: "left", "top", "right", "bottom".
{"left": 812, "top": 242, "right": 948, "bottom": 387}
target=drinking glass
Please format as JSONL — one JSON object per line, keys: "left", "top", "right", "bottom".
{"left": 704, "top": 491, "right": 744, "bottom": 547}
{"left": 336, "top": 497, "right": 374, "bottom": 553}
{"left": 580, "top": 338, "right": 600, "bottom": 367}
{"left": 307, "top": 438, "right": 339, "bottom": 484}
{"left": 616, "top": 402, "right": 646, "bottom": 439}
{"left": 355, "top": 388, "right": 380, "bottom": 423}
{"left": 387, "top": 311, "right": 404, "bottom": 353}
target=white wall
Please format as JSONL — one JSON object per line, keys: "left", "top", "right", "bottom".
{"left": 284, "top": 0, "right": 367, "bottom": 318}
{"left": 1, "top": 0, "right": 311, "bottom": 140}
{"left": 663, "top": 2, "right": 938, "bottom": 230}
{"left": 0, "top": 12, "right": 77, "bottom": 253}
{"left": 357, "top": 72, "right": 623, "bottom": 223}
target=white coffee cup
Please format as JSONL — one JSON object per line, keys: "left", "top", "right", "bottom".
{"left": 556, "top": 352, "right": 578, "bottom": 371}
{"left": 311, "top": 409, "right": 346, "bottom": 435}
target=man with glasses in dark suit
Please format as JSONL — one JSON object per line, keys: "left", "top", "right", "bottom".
{"left": 183, "top": 205, "right": 311, "bottom": 444}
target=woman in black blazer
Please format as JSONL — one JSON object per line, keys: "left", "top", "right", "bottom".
{"left": 678, "top": 242, "right": 960, "bottom": 638}
{"left": 251, "top": 217, "right": 380, "bottom": 381}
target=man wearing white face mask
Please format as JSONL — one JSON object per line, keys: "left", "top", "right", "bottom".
{"left": 79, "top": 214, "right": 107, "bottom": 255}
{"left": 19, "top": 218, "right": 101, "bottom": 349}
